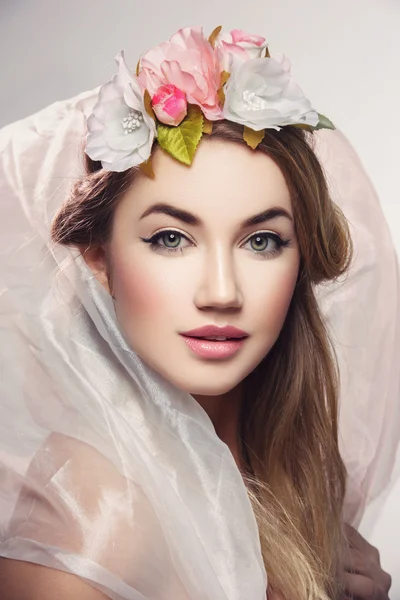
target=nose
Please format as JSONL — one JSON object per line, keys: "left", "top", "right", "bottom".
{"left": 194, "top": 245, "right": 243, "bottom": 310}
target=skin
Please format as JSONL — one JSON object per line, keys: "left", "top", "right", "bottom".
{"left": 342, "top": 525, "right": 391, "bottom": 600}
{"left": 85, "top": 139, "right": 300, "bottom": 461}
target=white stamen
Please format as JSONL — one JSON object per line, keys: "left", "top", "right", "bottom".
{"left": 242, "top": 90, "right": 269, "bottom": 111}
{"left": 121, "top": 110, "right": 143, "bottom": 134}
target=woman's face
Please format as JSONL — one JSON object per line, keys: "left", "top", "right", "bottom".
{"left": 100, "top": 140, "right": 300, "bottom": 395}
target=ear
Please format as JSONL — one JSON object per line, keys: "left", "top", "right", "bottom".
{"left": 79, "top": 244, "right": 111, "bottom": 294}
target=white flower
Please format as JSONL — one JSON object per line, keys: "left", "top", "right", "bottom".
{"left": 274, "top": 53, "right": 292, "bottom": 75}
{"left": 86, "top": 52, "right": 156, "bottom": 172}
{"left": 223, "top": 56, "right": 319, "bottom": 131}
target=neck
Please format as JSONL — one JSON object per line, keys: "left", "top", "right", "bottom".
{"left": 192, "top": 382, "right": 244, "bottom": 467}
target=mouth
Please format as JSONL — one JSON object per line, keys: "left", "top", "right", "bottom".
{"left": 179, "top": 325, "right": 249, "bottom": 359}
{"left": 180, "top": 325, "right": 249, "bottom": 340}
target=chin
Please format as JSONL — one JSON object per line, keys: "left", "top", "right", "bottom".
{"left": 175, "top": 373, "right": 246, "bottom": 397}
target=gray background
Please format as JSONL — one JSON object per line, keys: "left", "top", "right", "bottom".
{"left": 1, "top": 0, "right": 399, "bottom": 593}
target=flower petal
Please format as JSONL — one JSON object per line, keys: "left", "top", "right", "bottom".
{"left": 160, "top": 60, "right": 198, "bottom": 96}
{"left": 230, "top": 29, "right": 266, "bottom": 47}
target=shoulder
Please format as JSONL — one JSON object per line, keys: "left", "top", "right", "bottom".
{"left": 5, "top": 434, "right": 147, "bottom": 588}
{"left": 2, "top": 433, "right": 186, "bottom": 598}
{"left": 0, "top": 558, "right": 110, "bottom": 600}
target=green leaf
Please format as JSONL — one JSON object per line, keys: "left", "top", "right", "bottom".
{"left": 143, "top": 90, "right": 156, "bottom": 121}
{"left": 157, "top": 104, "right": 204, "bottom": 166}
{"left": 220, "top": 70, "right": 230, "bottom": 87}
{"left": 243, "top": 126, "right": 265, "bottom": 150}
{"left": 292, "top": 123, "right": 313, "bottom": 132}
{"left": 208, "top": 25, "right": 222, "bottom": 49}
{"left": 314, "top": 113, "right": 335, "bottom": 131}
{"left": 203, "top": 118, "right": 213, "bottom": 134}
{"left": 138, "top": 157, "right": 155, "bottom": 179}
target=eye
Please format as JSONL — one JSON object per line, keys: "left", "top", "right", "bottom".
{"left": 140, "top": 229, "right": 193, "bottom": 254}
{"left": 249, "top": 234, "right": 271, "bottom": 252}
{"left": 242, "top": 231, "right": 290, "bottom": 258}
{"left": 159, "top": 231, "right": 181, "bottom": 248}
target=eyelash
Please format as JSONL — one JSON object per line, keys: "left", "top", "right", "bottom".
{"left": 140, "top": 229, "right": 291, "bottom": 258}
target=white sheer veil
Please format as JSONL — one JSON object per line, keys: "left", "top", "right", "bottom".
{"left": 0, "top": 89, "right": 399, "bottom": 599}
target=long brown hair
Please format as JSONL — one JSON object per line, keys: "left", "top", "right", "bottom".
{"left": 52, "top": 122, "right": 353, "bottom": 599}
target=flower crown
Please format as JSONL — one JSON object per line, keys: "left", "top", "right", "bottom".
{"left": 86, "top": 26, "right": 334, "bottom": 176}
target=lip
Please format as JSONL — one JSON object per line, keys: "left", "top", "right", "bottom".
{"left": 180, "top": 325, "right": 249, "bottom": 339}
{"left": 179, "top": 325, "right": 249, "bottom": 360}
{"left": 181, "top": 336, "right": 246, "bottom": 359}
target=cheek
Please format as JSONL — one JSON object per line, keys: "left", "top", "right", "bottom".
{"left": 270, "top": 269, "right": 298, "bottom": 315}
{"left": 110, "top": 250, "right": 190, "bottom": 328}
{"left": 111, "top": 257, "right": 162, "bottom": 319}
{"left": 249, "top": 261, "right": 298, "bottom": 336}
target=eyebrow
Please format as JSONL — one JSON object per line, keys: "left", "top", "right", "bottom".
{"left": 139, "top": 202, "right": 293, "bottom": 227}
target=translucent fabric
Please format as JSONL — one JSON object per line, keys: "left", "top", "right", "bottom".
{"left": 0, "top": 90, "right": 399, "bottom": 598}
{"left": 311, "top": 131, "right": 400, "bottom": 526}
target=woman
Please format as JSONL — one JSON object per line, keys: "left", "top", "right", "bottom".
{"left": 0, "top": 26, "right": 395, "bottom": 599}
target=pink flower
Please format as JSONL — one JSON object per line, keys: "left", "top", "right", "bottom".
{"left": 138, "top": 26, "right": 223, "bottom": 121}
{"left": 215, "top": 29, "right": 268, "bottom": 72}
{"left": 152, "top": 84, "right": 187, "bottom": 126}
{"left": 230, "top": 29, "right": 267, "bottom": 48}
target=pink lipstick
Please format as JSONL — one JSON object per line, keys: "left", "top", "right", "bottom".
{"left": 179, "top": 325, "right": 249, "bottom": 359}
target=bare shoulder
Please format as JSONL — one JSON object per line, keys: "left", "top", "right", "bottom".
{"left": 1, "top": 434, "right": 182, "bottom": 597}
{"left": 0, "top": 558, "right": 110, "bottom": 600}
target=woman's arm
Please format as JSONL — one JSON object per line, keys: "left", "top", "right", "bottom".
{"left": 0, "top": 558, "right": 111, "bottom": 600}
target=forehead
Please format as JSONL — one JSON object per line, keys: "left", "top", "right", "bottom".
{"left": 120, "top": 139, "right": 292, "bottom": 223}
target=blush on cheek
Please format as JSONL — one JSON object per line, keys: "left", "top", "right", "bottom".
{"left": 112, "top": 262, "right": 161, "bottom": 318}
